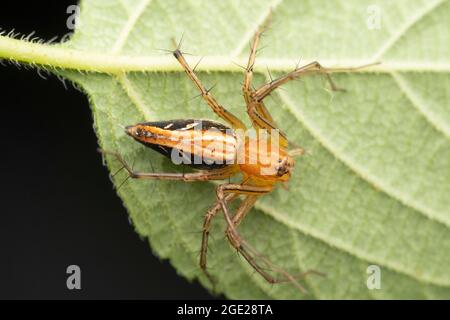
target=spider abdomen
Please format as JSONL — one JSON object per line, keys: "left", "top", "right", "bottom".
{"left": 125, "top": 119, "right": 237, "bottom": 170}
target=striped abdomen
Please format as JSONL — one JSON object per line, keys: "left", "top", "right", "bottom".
{"left": 125, "top": 119, "right": 237, "bottom": 169}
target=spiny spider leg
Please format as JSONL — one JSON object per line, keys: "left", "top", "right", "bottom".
{"left": 242, "top": 15, "right": 290, "bottom": 146}
{"left": 200, "top": 192, "right": 238, "bottom": 286}
{"left": 171, "top": 43, "right": 246, "bottom": 130}
{"left": 254, "top": 61, "right": 380, "bottom": 102}
{"left": 215, "top": 183, "right": 322, "bottom": 293}
{"left": 99, "top": 149, "right": 235, "bottom": 181}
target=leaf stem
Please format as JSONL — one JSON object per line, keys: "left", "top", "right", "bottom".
{"left": 0, "top": 36, "right": 187, "bottom": 73}
{"left": 1, "top": 35, "right": 447, "bottom": 74}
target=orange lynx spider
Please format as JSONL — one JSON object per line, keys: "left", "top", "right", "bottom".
{"left": 100, "top": 22, "right": 375, "bottom": 293}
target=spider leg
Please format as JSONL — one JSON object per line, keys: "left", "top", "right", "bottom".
{"left": 242, "top": 28, "right": 258, "bottom": 106}
{"left": 247, "top": 100, "right": 288, "bottom": 147}
{"left": 214, "top": 183, "right": 319, "bottom": 293}
{"left": 99, "top": 149, "right": 236, "bottom": 181}
{"left": 242, "top": 12, "right": 275, "bottom": 123}
{"left": 246, "top": 99, "right": 288, "bottom": 145}
{"left": 245, "top": 61, "right": 377, "bottom": 147}
{"left": 241, "top": 15, "right": 289, "bottom": 146}
{"left": 288, "top": 147, "right": 306, "bottom": 157}
{"left": 253, "top": 61, "right": 379, "bottom": 102}
{"left": 200, "top": 193, "right": 238, "bottom": 286}
{"left": 200, "top": 192, "right": 261, "bottom": 285}
{"left": 172, "top": 49, "right": 246, "bottom": 130}
{"left": 229, "top": 195, "right": 258, "bottom": 227}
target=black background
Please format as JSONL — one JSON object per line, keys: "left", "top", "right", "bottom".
{"left": 0, "top": 1, "right": 213, "bottom": 299}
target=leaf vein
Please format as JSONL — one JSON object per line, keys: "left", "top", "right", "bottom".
{"left": 273, "top": 84, "right": 450, "bottom": 228}
{"left": 256, "top": 202, "right": 450, "bottom": 287}
{"left": 116, "top": 73, "right": 155, "bottom": 120}
{"left": 112, "top": 0, "right": 152, "bottom": 54}
{"left": 391, "top": 71, "right": 450, "bottom": 140}
{"left": 372, "top": 0, "right": 446, "bottom": 60}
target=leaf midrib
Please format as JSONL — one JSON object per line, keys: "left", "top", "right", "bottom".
{"left": 4, "top": 36, "right": 450, "bottom": 73}
{"left": 3, "top": 0, "right": 450, "bottom": 73}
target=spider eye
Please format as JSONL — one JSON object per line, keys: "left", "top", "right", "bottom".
{"left": 276, "top": 165, "right": 287, "bottom": 176}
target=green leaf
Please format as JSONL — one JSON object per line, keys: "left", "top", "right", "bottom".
{"left": 3, "top": 0, "right": 450, "bottom": 299}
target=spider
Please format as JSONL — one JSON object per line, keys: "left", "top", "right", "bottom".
{"left": 100, "top": 22, "right": 374, "bottom": 293}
